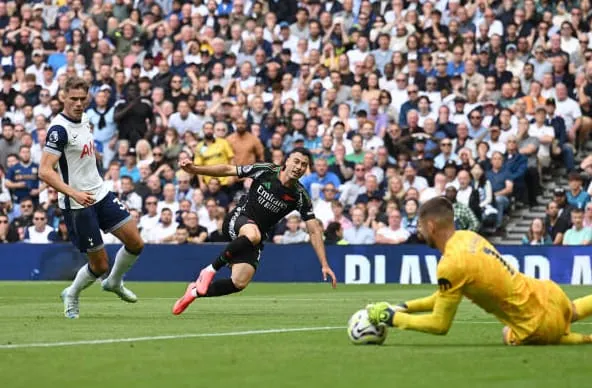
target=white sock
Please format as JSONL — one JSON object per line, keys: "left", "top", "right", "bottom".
{"left": 69, "top": 264, "right": 97, "bottom": 296}
{"left": 105, "top": 246, "right": 139, "bottom": 285}
{"left": 205, "top": 264, "right": 216, "bottom": 273}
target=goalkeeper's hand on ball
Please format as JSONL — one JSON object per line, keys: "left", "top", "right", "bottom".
{"left": 366, "top": 303, "right": 408, "bottom": 327}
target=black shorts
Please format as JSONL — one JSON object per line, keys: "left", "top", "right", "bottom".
{"left": 222, "top": 209, "right": 262, "bottom": 269}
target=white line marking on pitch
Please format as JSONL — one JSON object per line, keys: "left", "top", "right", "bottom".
{"left": 0, "top": 326, "right": 344, "bottom": 350}
{"left": 2, "top": 321, "right": 591, "bottom": 349}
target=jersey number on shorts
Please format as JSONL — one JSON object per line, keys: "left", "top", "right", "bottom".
{"left": 483, "top": 247, "right": 516, "bottom": 275}
{"left": 113, "top": 197, "right": 126, "bottom": 211}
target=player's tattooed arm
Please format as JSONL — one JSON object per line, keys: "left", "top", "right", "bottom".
{"left": 179, "top": 160, "right": 238, "bottom": 177}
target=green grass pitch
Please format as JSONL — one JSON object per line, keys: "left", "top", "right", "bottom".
{"left": 1, "top": 282, "right": 591, "bottom": 388}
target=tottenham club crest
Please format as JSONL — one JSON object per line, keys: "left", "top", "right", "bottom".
{"left": 48, "top": 131, "right": 59, "bottom": 144}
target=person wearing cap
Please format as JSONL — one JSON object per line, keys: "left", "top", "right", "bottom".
{"left": 486, "top": 124, "right": 506, "bottom": 156}
{"left": 528, "top": 45, "right": 553, "bottom": 81}
{"left": 566, "top": 172, "right": 591, "bottom": 210}
{"left": 402, "top": 162, "right": 429, "bottom": 192}
{"left": 444, "top": 184, "right": 480, "bottom": 231}
{"left": 25, "top": 49, "right": 46, "bottom": 84}
{"left": 552, "top": 187, "right": 574, "bottom": 226}
{"left": 528, "top": 104, "right": 555, "bottom": 168}
{"left": 505, "top": 43, "right": 524, "bottom": 77}
{"left": 545, "top": 97, "right": 576, "bottom": 172}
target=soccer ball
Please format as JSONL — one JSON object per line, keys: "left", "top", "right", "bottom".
{"left": 347, "top": 309, "right": 388, "bottom": 345}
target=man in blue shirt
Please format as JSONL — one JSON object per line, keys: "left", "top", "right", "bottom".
{"left": 300, "top": 158, "right": 341, "bottom": 201}
{"left": 566, "top": 172, "right": 590, "bottom": 210}
{"left": 4, "top": 145, "right": 39, "bottom": 204}
{"left": 486, "top": 151, "right": 513, "bottom": 230}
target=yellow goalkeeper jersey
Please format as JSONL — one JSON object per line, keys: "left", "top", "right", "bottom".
{"left": 395, "top": 231, "right": 549, "bottom": 340}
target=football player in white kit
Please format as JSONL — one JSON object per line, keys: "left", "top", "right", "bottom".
{"left": 39, "top": 77, "right": 144, "bottom": 319}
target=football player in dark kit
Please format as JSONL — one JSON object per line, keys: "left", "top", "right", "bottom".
{"left": 173, "top": 147, "right": 337, "bottom": 315}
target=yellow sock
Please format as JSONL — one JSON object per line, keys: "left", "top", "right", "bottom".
{"left": 559, "top": 332, "right": 592, "bottom": 345}
{"left": 573, "top": 295, "right": 592, "bottom": 321}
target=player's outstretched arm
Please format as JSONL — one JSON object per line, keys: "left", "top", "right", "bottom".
{"left": 179, "top": 159, "right": 238, "bottom": 177}
{"left": 393, "top": 292, "right": 460, "bottom": 335}
{"left": 305, "top": 218, "right": 337, "bottom": 288}
{"left": 403, "top": 292, "right": 438, "bottom": 313}
{"left": 39, "top": 151, "right": 95, "bottom": 207}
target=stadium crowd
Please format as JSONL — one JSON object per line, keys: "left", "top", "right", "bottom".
{"left": 0, "top": 0, "right": 592, "bottom": 246}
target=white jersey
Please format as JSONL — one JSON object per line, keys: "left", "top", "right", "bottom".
{"left": 44, "top": 113, "right": 109, "bottom": 210}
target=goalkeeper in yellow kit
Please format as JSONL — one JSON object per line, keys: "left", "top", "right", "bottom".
{"left": 367, "top": 197, "right": 592, "bottom": 345}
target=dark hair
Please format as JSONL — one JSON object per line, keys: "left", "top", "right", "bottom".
{"left": 64, "top": 76, "right": 89, "bottom": 93}
{"left": 418, "top": 196, "right": 454, "bottom": 225}
{"left": 572, "top": 208, "right": 584, "bottom": 215}
{"left": 287, "top": 147, "right": 313, "bottom": 165}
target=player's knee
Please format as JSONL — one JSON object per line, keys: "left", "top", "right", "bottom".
{"left": 240, "top": 225, "right": 262, "bottom": 245}
{"left": 90, "top": 260, "right": 109, "bottom": 276}
{"left": 232, "top": 278, "right": 250, "bottom": 290}
{"left": 126, "top": 239, "right": 144, "bottom": 255}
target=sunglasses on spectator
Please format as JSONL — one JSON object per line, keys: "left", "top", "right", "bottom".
{"left": 21, "top": 204, "right": 33, "bottom": 208}
{"left": 146, "top": 202, "right": 157, "bottom": 205}
{"left": 154, "top": 152, "right": 163, "bottom": 156}
{"left": 34, "top": 217, "right": 46, "bottom": 221}
{"left": 470, "top": 115, "right": 481, "bottom": 119}
{"left": 441, "top": 142, "right": 452, "bottom": 146}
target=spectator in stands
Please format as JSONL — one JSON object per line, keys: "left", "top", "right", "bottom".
{"left": 114, "top": 84, "right": 154, "bottom": 146}
{"left": 375, "top": 209, "right": 410, "bottom": 245}
{"left": 119, "top": 176, "right": 142, "bottom": 211}
{"left": 276, "top": 214, "right": 309, "bottom": 244}
{"left": 226, "top": 116, "right": 265, "bottom": 165}
{"left": 301, "top": 158, "right": 341, "bottom": 201}
{"left": 324, "top": 222, "right": 348, "bottom": 245}
{"left": 522, "top": 218, "right": 553, "bottom": 245}
{"left": 139, "top": 195, "right": 159, "bottom": 241}
{"left": 487, "top": 151, "right": 513, "bottom": 231}
{"left": 566, "top": 172, "right": 591, "bottom": 210}
{"left": 145, "top": 208, "right": 178, "bottom": 244}
{"left": 0, "top": 213, "right": 11, "bottom": 243}
{"left": 173, "top": 225, "right": 190, "bottom": 245}
{"left": 343, "top": 206, "right": 375, "bottom": 245}
{"left": 24, "top": 209, "right": 56, "bottom": 243}
{"left": 445, "top": 185, "right": 480, "bottom": 232}
{"left": 0, "top": 122, "right": 21, "bottom": 169}
{"left": 4, "top": 145, "right": 39, "bottom": 204}
{"left": 184, "top": 211, "right": 208, "bottom": 244}
{"left": 87, "top": 89, "right": 117, "bottom": 169}
{"left": 193, "top": 122, "right": 234, "bottom": 191}
{"left": 553, "top": 188, "right": 575, "bottom": 226}
{"left": 545, "top": 200, "right": 570, "bottom": 245}
{"left": 328, "top": 200, "right": 352, "bottom": 231}
{"left": 563, "top": 208, "right": 592, "bottom": 245}
{"left": 545, "top": 97, "right": 575, "bottom": 173}
{"left": 401, "top": 199, "right": 419, "bottom": 243}
{"left": 584, "top": 203, "right": 592, "bottom": 228}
